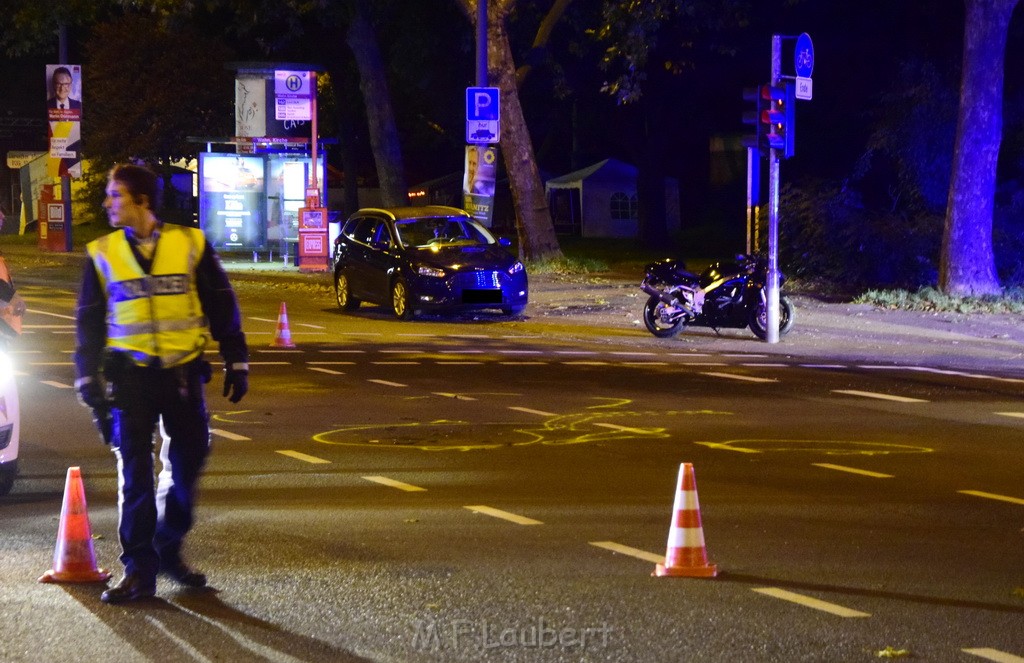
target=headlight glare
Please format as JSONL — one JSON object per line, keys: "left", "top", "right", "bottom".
{"left": 418, "top": 265, "right": 445, "bottom": 278}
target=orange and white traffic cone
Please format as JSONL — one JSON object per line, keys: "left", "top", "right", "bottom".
{"left": 654, "top": 462, "right": 718, "bottom": 578}
{"left": 39, "top": 467, "right": 111, "bottom": 583}
{"left": 271, "top": 301, "right": 296, "bottom": 348}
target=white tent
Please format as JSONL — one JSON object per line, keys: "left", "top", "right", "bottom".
{"left": 545, "top": 158, "right": 680, "bottom": 238}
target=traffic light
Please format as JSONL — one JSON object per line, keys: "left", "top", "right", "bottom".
{"left": 760, "top": 82, "right": 796, "bottom": 159}
{"left": 741, "top": 85, "right": 769, "bottom": 155}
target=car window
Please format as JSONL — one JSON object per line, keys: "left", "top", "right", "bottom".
{"left": 373, "top": 222, "right": 395, "bottom": 248}
{"left": 395, "top": 216, "right": 495, "bottom": 248}
{"left": 344, "top": 217, "right": 378, "bottom": 245}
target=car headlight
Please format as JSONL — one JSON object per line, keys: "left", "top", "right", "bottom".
{"left": 417, "top": 265, "right": 446, "bottom": 278}
{"left": 507, "top": 261, "right": 524, "bottom": 275}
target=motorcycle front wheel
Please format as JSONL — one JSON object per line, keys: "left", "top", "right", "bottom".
{"left": 748, "top": 294, "right": 795, "bottom": 340}
{"left": 643, "top": 295, "right": 687, "bottom": 338}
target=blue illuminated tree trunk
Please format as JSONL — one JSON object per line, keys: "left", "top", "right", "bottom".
{"left": 940, "top": 0, "right": 1018, "bottom": 295}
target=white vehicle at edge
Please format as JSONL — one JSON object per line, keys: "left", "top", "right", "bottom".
{"left": 0, "top": 347, "right": 18, "bottom": 496}
{"left": 0, "top": 255, "right": 24, "bottom": 497}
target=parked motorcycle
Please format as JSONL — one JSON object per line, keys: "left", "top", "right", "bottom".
{"left": 640, "top": 254, "right": 794, "bottom": 340}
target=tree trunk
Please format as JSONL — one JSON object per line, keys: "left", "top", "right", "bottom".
{"left": 488, "top": 4, "right": 562, "bottom": 261}
{"left": 346, "top": 1, "right": 408, "bottom": 207}
{"left": 939, "top": 0, "right": 1017, "bottom": 295}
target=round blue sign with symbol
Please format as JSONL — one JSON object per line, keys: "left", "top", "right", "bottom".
{"left": 795, "top": 33, "right": 814, "bottom": 78}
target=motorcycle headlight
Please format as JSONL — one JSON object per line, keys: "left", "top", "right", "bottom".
{"left": 417, "top": 265, "right": 445, "bottom": 278}
{"left": 507, "top": 261, "right": 524, "bottom": 275}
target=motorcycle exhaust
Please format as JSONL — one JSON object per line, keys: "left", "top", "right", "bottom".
{"left": 641, "top": 282, "right": 696, "bottom": 317}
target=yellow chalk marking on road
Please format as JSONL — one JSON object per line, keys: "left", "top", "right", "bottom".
{"left": 368, "top": 378, "right": 408, "bottom": 387}
{"left": 589, "top": 541, "right": 664, "bottom": 565}
{"left": 959, "top": 490, "right": 1024, "bottom": 506}
{"left": 40, "top": 380, "right": 72, "bottom": 389}
{"left": 594, "top": 423, "right": 659, "bottom": 435}
{"left": 696, "top": 439, "right": 932, "bottom": 456}
{"left": 309, "top": 367, "right": 345, "bottom": 375}
{"left": 464, "top": 505, "right": 542, "bottom": 525}
{"left": 812, "top": 463, "right": 894, "bottom": 478}
{"left": 996, "top": 412, "right": 1024, "bottom": 419}
{"left": 362, "top": 476, "right": 427, "bottom": 492}
{"left": 276, "top": 450, "right": 331, "bottom": 464}
{"left": 832, "top": 389, "right": 928, "bottom": 403}
{"left": 752, "top": 587, "right": 870, "bottom": 617}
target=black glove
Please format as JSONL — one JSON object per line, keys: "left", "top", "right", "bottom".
{"left": 77, "top": 378, "right": 113, "bottom": 445}
{"left": 76, "top": 379, "right": 105, "bottom": 409}
{"left": 223, "top": 368, "right": 249, "bottom": 403}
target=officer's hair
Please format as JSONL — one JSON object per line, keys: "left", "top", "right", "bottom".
{"left": 109, "top": 164, "right": 160, "bottom": 209}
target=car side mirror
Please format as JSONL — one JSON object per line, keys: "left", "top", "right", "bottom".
{"left": 498, "top": 237, "right": 511, "bottom": 247}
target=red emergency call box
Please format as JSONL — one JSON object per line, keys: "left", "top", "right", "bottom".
{"left": 37, "top": 185, "right": 69, "bottom": 253}
{"left": 297, "top": 207, "right": 328, "bottom": 272}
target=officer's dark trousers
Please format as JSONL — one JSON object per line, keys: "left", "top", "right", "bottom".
{"left": 110, "top": 361, "right": 210, "bottom": 580}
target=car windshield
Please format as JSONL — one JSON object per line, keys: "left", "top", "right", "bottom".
{"left": 394, "top": 216, "right": 496, "bottom": 249}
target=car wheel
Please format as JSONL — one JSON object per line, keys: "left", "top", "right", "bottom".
{"left": 503, "top": 304, "right": 526, "bottom": 317}
{"left": 391, "top": 278, "right": 414, "bottom": 320}
{"left": 335, "top": 271, "right": 360, "bottom": 311}
{"left": 0, "top": 461, "right": 17, "bottom": 497}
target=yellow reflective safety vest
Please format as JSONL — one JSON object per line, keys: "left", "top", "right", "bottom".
{"left": 86, "top": 226, "right": 209, "bottom": 368}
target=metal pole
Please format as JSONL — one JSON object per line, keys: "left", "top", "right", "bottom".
{"left": 476, "top": 1, "right": 487, "bottom": 86}
{"left": 745, "top": 148, "right": 753, "bottom": 255}
{"left": 310, "top": 72, "right": 319, "bottom": 197}
{"left": 59, "top": 22, "right": 73, "bottom": 252}
{"left": 765, "top": 35, "right": 782, "bottom": 344}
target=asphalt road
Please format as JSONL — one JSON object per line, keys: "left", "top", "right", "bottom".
{"left": 1, "top": 259, "right": 1022, "bottom": 663}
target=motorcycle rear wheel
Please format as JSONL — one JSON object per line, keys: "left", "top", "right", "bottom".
{"left": 643, "top": 295, "right": 687, "bottom": 338}
{"left": 748, "top": 294, "right": 795, "bottom": 340}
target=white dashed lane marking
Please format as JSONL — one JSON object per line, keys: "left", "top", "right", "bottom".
{"left": 702, "top": 372, "right": 778, "bottom": 383}
{"left": 464, "top": 505, "right": 542, "bottom": 525}
{"left": 507, "top": 406, "right": 557, "bottom": 417}
{"left": 958, "top": 490, "right": 1024, "bottom": 506}
{"left": 368, "top": 379, "right": 408, "bottom": 388}
{"left": 362, "top": 476, "right": 427, "bottom": 492}
{"left": 812, "top": 463, "right": 894, "bottom": 479}
{"left": 832, "top": 389, "right": 928, "bottom": 403}
{"left": 211, "top": 429, "right": 251, "bottom": 441}
{"left": 275, "top": 450, "right": 331, "bottom": 464}
{"left": 751, "top": 587, "right": 870, "bottom": 618}
{"left": 589, "top": 541, "right": 664, "bottom": 565}
{"left": 962, "top": 648, "right": 1024, "bottom": 663}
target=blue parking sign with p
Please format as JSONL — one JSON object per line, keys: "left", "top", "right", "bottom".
{"left": 466, "top": 87, "right": 500, "bottom": 144}
{"left": 467, "top": 87, "right": 499, "bottom": 121}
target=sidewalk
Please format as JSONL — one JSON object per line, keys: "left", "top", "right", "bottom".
{"left": 5, "top": 243, "right": 1023, "bottom": 376}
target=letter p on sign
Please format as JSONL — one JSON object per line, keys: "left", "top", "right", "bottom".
{"left": 466, "top": 87, "right": 499, "bottom": 122}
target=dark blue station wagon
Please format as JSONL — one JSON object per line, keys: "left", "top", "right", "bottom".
{"left": 332, "top": 206, "right": 529, "bottom": 320}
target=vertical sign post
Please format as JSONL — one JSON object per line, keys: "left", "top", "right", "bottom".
{"left": 766, "top": 36, "right": 782, "bottom": 344}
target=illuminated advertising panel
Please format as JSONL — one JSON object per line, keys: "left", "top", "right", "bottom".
{"left": 199, "top": 153, "right": 266, "bottom": 250}
{"left": 266, "top": 156, "right": 325, "bottom": 243}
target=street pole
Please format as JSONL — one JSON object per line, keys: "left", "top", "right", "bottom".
{"left": 59, "top": 22, "right": 73, "bottom": 253}
{"left": 476, "top": 1, "right": 487, "bottom": 86}
{"left": 310, "top": 72, "right": 318, "bottom": 197}
{"left": 765, "top": 35, "right": 782, "bottom": 344}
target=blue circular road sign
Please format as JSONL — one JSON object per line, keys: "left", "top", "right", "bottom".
{"left": 794, "top": 33, "right": 814, "bottom": 78}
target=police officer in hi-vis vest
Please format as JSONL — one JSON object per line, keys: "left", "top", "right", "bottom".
{"left": 75, "top": 164, "right": 249, "bottom": 604}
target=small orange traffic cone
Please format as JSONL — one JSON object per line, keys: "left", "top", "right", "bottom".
{"left": 654, "top": 463, "right": 718, "bottom": 578}
{"left": 39, "top": 467, "right": 111, "bottom": 583}
{"left": 271, "top": 301, "right": 296, "bottom": 348}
